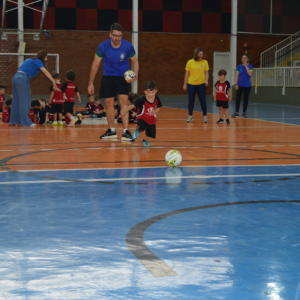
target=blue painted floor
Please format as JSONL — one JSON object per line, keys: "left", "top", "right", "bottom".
{"left": 0, "top": 165, "right": 300, "bottom": 299}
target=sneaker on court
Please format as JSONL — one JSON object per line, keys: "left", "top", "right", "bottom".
{"left": 143, "top": 140, "right": 150, "bottom": 148}
{"left": 132, "top": 129, "right": 140, "bottom": 140}
{"left": 242, "top": 114, "right": 247, "bottom": 118}
{"left": 204, "top": 116, "right": 208, "bottom": 123}
{"left": 216, "top": 118, "right": 224, "bottom": 124}
{"left": 122, "top": 130, "right": 133, "bottom": 141}
{"left": 100, "top": 129, "right": 117, "bottom": 139}
{"left": 226, "top": 119, "right": 230, "bottom": 124}
{"left": 187, "top": 116, "right": 193, "bottom": 123}
{"left": 52, "top": 121, "right": 58, "bottom": 126}
{"left": 231, "top": 112, "right": 239, "bottom": 118}
{"left": 59, "top": 121, "right": 64, "bottom": 126}
{"left": 67, "top": 117, "right": 78, "bottom": 127}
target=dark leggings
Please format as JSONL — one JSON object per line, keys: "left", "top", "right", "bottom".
{"left": 235, "top": 86, "right": 251, "bottom": 113}
{"left": 187, "top": 83, "right": 207, "bottom": 116}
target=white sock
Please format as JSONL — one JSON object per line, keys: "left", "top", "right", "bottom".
{"left": 70, "top": 116, "right": 75, "bottom": 120}
{"left": 123, "top": 129, "right": 128, "bottom": 133}
{"left": 110, "top": 128, "right": 115, "bottom": 131}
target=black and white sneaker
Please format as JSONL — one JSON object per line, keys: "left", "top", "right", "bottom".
{"left": 226, "top": 118, "right": 230, "bottom": 124}
{"left": 216, "top": 118, "right": 224, "bottom": 124}
{"left": 122, "top": 130, "right": 133, "bottom": 141}
{"left": 100, "top": 129, "right": 118, "bottom": 139}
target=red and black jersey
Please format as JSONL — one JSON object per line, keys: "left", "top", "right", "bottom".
{"left": 29, "top": 109, "right": 35, "bottom": 123}
{"left": 215, "top": 80, "right": 231, "bottom": 101}
{"left": 92, "top": 103, "right": 104, "bottom": 113}
{"left": 50, "top": 84, "right": 64, "bottom": 104}
{"left": 0, "top": 95, "right": 5, "bottom": 110}
{"left": 2, "top": 106, "right": 10, "bottom": 123}
{"left": 60, "top": 82, "right": 78, "bottom": 103}
{"left": 134, "top": 95, "right": 162, "bottom": 125}
{"left": 85, "top": 102, "right": 94, "bottom": 114}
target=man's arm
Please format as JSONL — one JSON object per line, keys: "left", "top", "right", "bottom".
{"left": 129, "top": 56, "right": 139, "bottom": 83}
{"left": 88, "top": 55, "right": 102, "bottom": 95}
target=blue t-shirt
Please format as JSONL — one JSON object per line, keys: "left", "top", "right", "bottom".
{"left": 95, "top": 39, "right": 136, "bottom": 76}
{"left": 236, "top": 64, "right": 253, "bottom": 87}
{"left": 18, "top": 58, "right": 45, "bottom": 79}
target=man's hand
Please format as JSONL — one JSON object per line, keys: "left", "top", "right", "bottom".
{"left": 88, "top": 84, "right": 94, "bottom": 95}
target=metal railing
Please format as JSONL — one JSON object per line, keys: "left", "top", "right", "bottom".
{"left": 275, "top": 39, "right": 300, "bottom": 67}
{"left": 261, "top": 31, "right": 300, "bottom": 68}
{"left": 252, "top": 67, "right": 300, "bottom": 95}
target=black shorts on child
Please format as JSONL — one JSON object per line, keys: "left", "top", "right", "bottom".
{"left": 64, "top": 101, "right": 74, "bottom": 114}
{"left": 216, "top": 100, "right": 229, "bottom": 109}
{"left": 137, "top": 119, "right": 156, "bottom": 139}
{"left": 51, "top": 103, "right": 63, "bottom": 113}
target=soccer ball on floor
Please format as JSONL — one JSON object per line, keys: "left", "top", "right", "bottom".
{"left": 165, "top": 150, "right": 182, "bottom": 167}
{"left": 124, "top": 70, "right": 135, "bottom": 81}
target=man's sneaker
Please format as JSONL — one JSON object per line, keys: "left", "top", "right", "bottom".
{"left": 242, "top": 114, "right": 247, "bottom": 118}
{"left": 122, "top": 130, "right": 133, "bottom": 141}
{"left": 143, "top": 140, "right": 150, "bottom": 148}
{"left": 216, "top": 118, "right": 224, "bottom": 124}
{"left": 226, "top": 118, "right": 230, "bottom": 124}
{"left": 231, "top": 112, "right": 239, "bottom": 118}
{"left": 187, "top": 116, "right": 193, "bottom": 123}
{"left": 203, "top": 116, "right": 208, "bottom": 123}
{"left": 59, "top": 121, "right": 64, "bottom": 126}
{"left": 132, "top": 129, "right": 140, "bottom": 140}
{"left": 67, "top": 117, "right": 78, "bottom": 127}
{"left": 52, "top": 121, "right": 58, "bottom": 126}
{"left": 100, "top": 129, "right": 117, "bottom": 139}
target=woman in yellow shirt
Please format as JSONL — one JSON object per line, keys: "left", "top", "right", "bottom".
{"left": 183, "top": 47, "right": 209, "bottom": 123}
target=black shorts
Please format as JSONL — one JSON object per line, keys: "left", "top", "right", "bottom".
{"left": 51, "top": 103, "right": 63, "bottom": 113}
{"left": 64, "top": 101, "right": 74, "bottom": 115}
{"left": 100, "top": 75, "right": 130, "bottom": 98}
{"left": 137, "top": 119, "right": 156, "bottom": 139}
{"left": 216, "top": 100, "right": 229, "bottom": 108}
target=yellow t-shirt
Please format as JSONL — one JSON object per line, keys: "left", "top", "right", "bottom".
{"left": 185, "top": 59, "right": 209, "bottom": 85}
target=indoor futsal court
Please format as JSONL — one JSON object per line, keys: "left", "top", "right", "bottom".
{"left": 0, "top": 98, "right": 300, "bottom": 299}
{"left": 1, "top": 0, "right": 300, "bottom": 299}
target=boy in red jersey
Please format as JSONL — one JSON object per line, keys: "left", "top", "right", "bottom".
{"left": 54, "top": 70, "right": 81, "bottom": 126}
{"left": 214, "top": 69, "right": 232, "bottom": 124}
{"left": 121, "top": 81, "right": 162, "bottom": 147}
{"left": 75, "top": 94, "right": 95, "bottom": 116}
{"left": 28, "top": 100, "right": 41, "bottom": 125}
{"left": 0, "top": 85, "right": 6, "bottom": 113}
{"left": 49, "top": 73, "right": 64, "bottom": 126}
{"left": 2, "top": 98, "right": 12, "bottom": 123}
{"left": 92, "top": 96, "right": 106, "bottom": 118}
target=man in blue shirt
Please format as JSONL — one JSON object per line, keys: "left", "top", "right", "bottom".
{"left": 88, "top": 23, "right": 139, "bottom": 140}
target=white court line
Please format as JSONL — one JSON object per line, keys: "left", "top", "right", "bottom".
{"left": 41, "top": 149, "right": 56, "bottom": 151}
{"left": 0, "top": 173, "right": 299, "bottom": 185}
{"left": 212, "top": 146, "right": 227, "bottom": 148}
{"left": 252, "top": 145, "right": 266, "bottom": 147}
{"left": 272, "top": 145, "right": 284, "bottom": 147}
{"left": 0, "top": 150, "right": 12, "bottom": 151}
{"left": 1, "top": 164, "right": 300, "bottom": 173}
{"left": 19, "top": 149, "right": 35, "bottom": 151}
{"left": 232, "top": 146, "right": 247, "bottom": 147}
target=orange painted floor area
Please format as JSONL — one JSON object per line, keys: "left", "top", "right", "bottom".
{"left": 0, "top": 107, "right": 300, "bottom": 171}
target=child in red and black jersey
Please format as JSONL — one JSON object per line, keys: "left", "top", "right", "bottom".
{"left": 28, "top": 100, "right": 41, "bottom": 124}
{"left": 75, "top": 94, "right": 94, "bottom": 116}
{"left": 0, "top": 85, "right": 6, "bottom": 113}
{"left": 2, "top": 98, "right": 12, "bottom": 123}
{"left": 92, "top": 96, "right": 106, "bottom": 118}
{"left": 121, "top": 81, "right": 162, "bottom": 148}
{"left": 214, "top": 69, "right": 232, "bottom": 124}
{"left": 54, "top": 70, "right": 81, "bottom": 126}
{"left": 38, "top": 98, "right": 52, "bottom": 125}
{"left": 49, "top": 73, "right": 64, "bottom": 126}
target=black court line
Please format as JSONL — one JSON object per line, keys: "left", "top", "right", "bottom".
{"left": 125, "top": 200, "right": 300, "bottom": 277}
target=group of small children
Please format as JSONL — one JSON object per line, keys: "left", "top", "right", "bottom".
{"left": 0, "top": 85, "right": 12, "bottom": 124}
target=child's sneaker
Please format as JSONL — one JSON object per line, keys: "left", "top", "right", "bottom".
{"left": 67, "top": 117, "right": 77, "bottom": 127}
{"left": 226, "top": 118, "right": 230, "bottom": 124}
{"left": 59, "top": 121, "right": 64, "bottom": 126}
{"left": 142, "top": 140, "right": 150, "bottom": 148}
{"left": 242, "top": 114, "right": 247, "bottom": 118}
{"left": 132, "top": 129, "right": 140, "bottom": 140}
{"left": 187, "top": 116, "right": 193, "bottom": 123}
{"left": 203, "top": 116, "right": 208, "bottom": 123}
{"left": 216, "top": 118, "right": 224, "bottom": 123}
{"left": 52, "top": 121, "right": 58, "bottom": 126}
{"left": 231, "top": 112, "right": 239, "bottom": 118}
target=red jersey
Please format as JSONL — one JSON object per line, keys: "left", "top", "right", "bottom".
{"left": 29, "top": 109, "right": 35, "bottom": 123}
{"left": 60, "top": 82, "right": 78, "bottom": 103}
{"left": 85, "top": 102, "right": 94, "bottom": 114}
{"left": 134, "top": 95, "right": 162, "bottom": 125}
{"left": 2, "top": 107, "right": 10, "bottom": 123}
{"left": 215, "top": 80, "right": 231, "bottom": 101}
{"left": 92, "top": 103, "right": 104, "bottom": 113}
{"left": 50, "top": 84, "right": 64, "bottom": 104}
{"left": 0, "top": 95, "right": 5, "bottom": 110}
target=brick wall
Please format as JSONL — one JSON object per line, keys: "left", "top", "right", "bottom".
{"left": 0, "top": 30, "right": 288, "bottom": 96}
